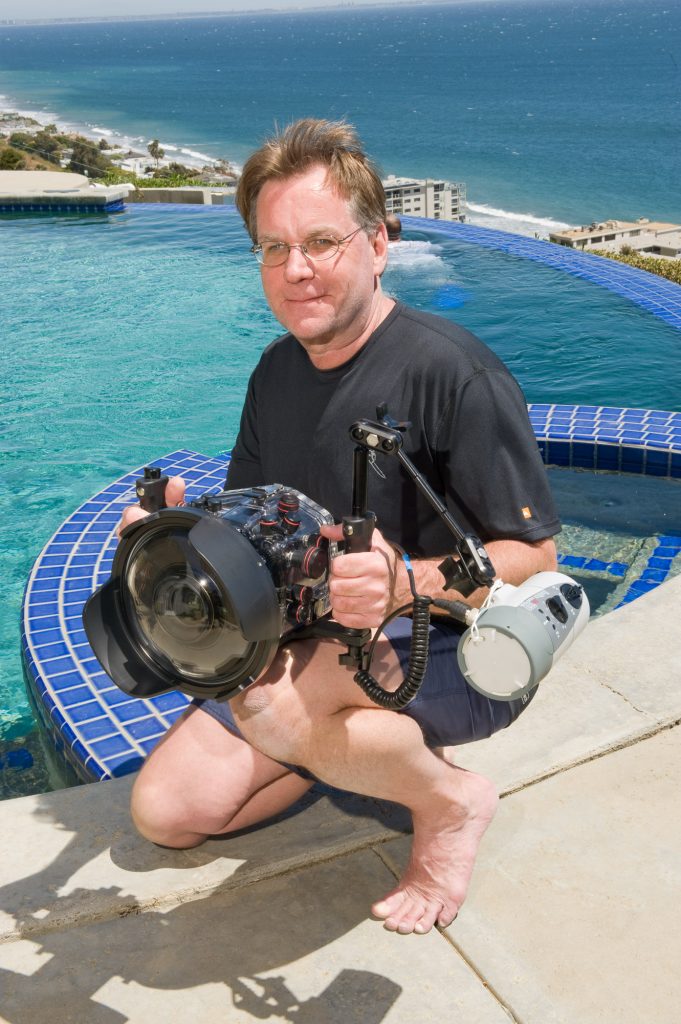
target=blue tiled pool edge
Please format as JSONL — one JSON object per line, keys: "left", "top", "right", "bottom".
{"left": 404, "top": 216, "right": 681, "bottom": 333}
{"left": 21, "top": 405, "right": 681, "bottom": 786}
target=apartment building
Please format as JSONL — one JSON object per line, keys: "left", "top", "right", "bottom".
{"left": 550, "top": 218, "right": 681, "bottom": 258}
{"left": 382, "top": 174, "right": 466, "bottom": 222}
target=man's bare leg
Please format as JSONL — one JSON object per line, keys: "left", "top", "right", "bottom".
{"left": 231, "top": 638, "right": 498, "bottom": 935}
{"left": 131, "top": 706, "right": 314, "bottom": 848}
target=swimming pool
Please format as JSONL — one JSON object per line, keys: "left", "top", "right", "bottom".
{"left": 2, "top": 205, "right": 680, "bottom": 793}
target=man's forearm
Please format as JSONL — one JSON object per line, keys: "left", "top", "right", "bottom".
{"left": 389, "top": 537, "right": 558, "bottom": 613}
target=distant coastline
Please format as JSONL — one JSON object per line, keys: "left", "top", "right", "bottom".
{"left": 2, "top": 1, "right": 465, "bottom": 30}
{"left": 0, "top": 105, "right": 236, "bottom": 179}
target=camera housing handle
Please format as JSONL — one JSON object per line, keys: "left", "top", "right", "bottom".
{"left": 136, "top": 466, "right": 169, "bottom": 514}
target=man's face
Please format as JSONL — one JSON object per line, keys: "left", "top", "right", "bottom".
{"left": 254, "top": 164, "right": 388, "bottom": 355}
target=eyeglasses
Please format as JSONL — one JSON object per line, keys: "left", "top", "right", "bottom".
{"left": 250, "top": 227, "right": 364, "bottom": 267}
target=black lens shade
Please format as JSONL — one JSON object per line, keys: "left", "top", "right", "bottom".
{"left": 83, "top": 509, "right": 282, "bottom": 701}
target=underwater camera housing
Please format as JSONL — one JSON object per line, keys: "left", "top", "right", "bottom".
{"left": 84, "top": 408, "right": 590, "bottom": 710}
{"left": 83, "top": 483, "right": 336, "bottom": 701}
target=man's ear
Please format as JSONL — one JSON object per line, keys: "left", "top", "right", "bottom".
{"left": 372, "top": 221, "right": 389, "bottom": 277}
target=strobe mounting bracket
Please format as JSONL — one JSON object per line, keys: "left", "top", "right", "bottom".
{"left": 348, "top": 405, "right": 497, "bottom": 597}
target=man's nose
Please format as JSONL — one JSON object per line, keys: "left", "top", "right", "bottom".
{"left": 283, "top": 245, "right": 315, "bottom": 281}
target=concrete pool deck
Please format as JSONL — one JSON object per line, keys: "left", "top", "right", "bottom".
{"left": 0, "top": 170, "right": 132, "bottom": 213}
{"left": 1, "top": 574, "right": 680, "bottom": 1023}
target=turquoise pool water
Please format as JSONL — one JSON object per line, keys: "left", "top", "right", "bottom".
{"left": 2, "top": 204, "right": 681, "bottom": 787}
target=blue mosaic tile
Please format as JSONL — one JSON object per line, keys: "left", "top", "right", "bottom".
{"left": 126, "top": 718, "right": 166, "bottom": 741}
{"left": 111, "top": 702, "right": 157, "bottom": 725}
{"left": 640, "top": 568, "right": 669, "bottom": 583}
{"left": 33, "top": 641, "right": 72, "bottom": 660}
{"left": 653, "top": 547, "right": 680, "bottom": 560}
{"left": 645, "top": 451, "right": 671, "bottom": 476}
{"left": 606, "top": 562, "right": 628, "bottom": 577}
{"left": 557, "top": 554, "right": 587, "bottom": 568}
{"left": 583, "top": 559, "right": 608, "bottom": 571}
{"left": 57, "top": 685, "right": 95, "bottom": 706}
{"left": 106, "top": 754, "right": 144, "bottom": 777}
{"left": 648, "top": 554, "right": 672, "bottom": 569}
{"left": 546, "top": 441, "right": 571, "bottom": 466}
{"left": 628, "top": 580, "right": 659, "bottom": 594}
{"left": 90, "top": 734, "right": 135, "bottom": 759}
{"left": 620, "top": 449, "right": 645, "bottom": 473}
{"left": 67, "top": 701, "right": 108, "bottom": 724}
{"left": 28, "top": 627, "right": 65, "bottom": 644}
{"left": 98, "top": 687, "right": 137, "bottom": 708}
{"left": 595, "top": 447, "right": 620, "bottom": 471}
{"left": 571, "top": 442, "right": 596, "bottom": 468}
{"left": 149, "top": 692, "right": 190, "bottom": 713}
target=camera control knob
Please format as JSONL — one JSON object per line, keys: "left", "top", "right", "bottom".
{"left": 300, "top": 545, "right": 328, "bottom": 580}
{"left": 259, "top": 518, "right": 279, "bottom": 536}
{"left": 278, "top": 492, "right": 300, "bottom": 515}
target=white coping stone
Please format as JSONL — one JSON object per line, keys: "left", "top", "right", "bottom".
{"left": 0, "top": 850, "right": 512, "bottom": 1024}
{"left": 0, "top": 171, "right": 90, "bottom": 191}
{"left": 0, "top": 170, "right": 133, "bottom": 201}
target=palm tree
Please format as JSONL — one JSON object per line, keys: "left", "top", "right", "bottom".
{"left": 147, "top": 139, "right": 164, "bottom": 170}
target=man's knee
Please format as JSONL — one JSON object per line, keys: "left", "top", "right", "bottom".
{"left": 130, "top": 772, "right": 206, "bottom": 849}
{"left": 232, "top": 640, "right": 332, "bottom": 761}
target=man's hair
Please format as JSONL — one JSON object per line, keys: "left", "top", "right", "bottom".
{"left": 236, "top": 118, "right": 386, "bottom": 242}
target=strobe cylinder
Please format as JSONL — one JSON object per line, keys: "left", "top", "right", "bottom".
{"left": 83, "top": 484, "right": 335, "bottom": 702}
{"left": 456, "top": 571, "right": 590, "bottom": 702}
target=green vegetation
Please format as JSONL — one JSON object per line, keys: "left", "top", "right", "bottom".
{"left": 0, "top": 146, "right": 26, "bottom": 170}
{"left": 591, "top": 249, "right": 681, "bottom": 286}
{"left": 0, "top": 113, "right": 236, "bottom": 190}
{"left": 67, "top": 138, "right": 113, "bottom": 177}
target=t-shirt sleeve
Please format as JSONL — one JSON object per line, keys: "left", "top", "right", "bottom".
{"left": 436, "top": 368, "right": 561, "bottom": 542}
{"left": 225, "top": 368, "right": 264, "bottom": 489}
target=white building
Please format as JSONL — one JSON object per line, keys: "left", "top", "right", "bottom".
{"left": 382, "top": 174, "right": 466, "bottom": 222}
{"left": 550, "top": 218, "right": 681, "bottom": 258}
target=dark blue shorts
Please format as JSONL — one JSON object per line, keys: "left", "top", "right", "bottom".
{"left": 195, "top": 616, "right": 535, "bottom": 775}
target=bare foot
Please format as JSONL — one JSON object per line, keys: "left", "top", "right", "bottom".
{"left": 372, "top": 767, "right": 498, "bottom": 935}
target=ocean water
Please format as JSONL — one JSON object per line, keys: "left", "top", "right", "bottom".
{"left": 2, "top": 204, "right": 680, "bottom": 755}
{"left": 0, "top": 0, "right": 680, "bottom": 234}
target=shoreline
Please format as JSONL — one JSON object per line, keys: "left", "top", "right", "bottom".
{"left": 0, "top": 100, "right": 574, "bottom": 239}
{"left": 0, "top": 101, "right": 234, "bottom": 178}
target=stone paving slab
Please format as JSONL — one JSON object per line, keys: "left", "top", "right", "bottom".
{"left": 0, "top": 849, "right": 512, "bottom": 1024}
{"left": 381, "top": 725, "right": 681, "bottom": 1024}
{"left": 0, "top": 778, "right": 409, "bottom": 943}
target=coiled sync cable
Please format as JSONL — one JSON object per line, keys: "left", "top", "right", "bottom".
{"left": 353, "top": 550, "right": 433, "bottom": 709}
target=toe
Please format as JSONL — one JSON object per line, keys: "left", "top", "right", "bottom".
{"left": 437, "top": 907, "right": 459, "bottom": 929}
{"left": 384, "top": 893, "right": 442, "bottom": 935}
{"left": 371, "top": 890, "right": 405, "bottom": 921}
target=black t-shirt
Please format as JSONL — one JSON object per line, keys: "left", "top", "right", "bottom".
{"left": 227, "top": 302, "right": 560, "bottom": 557}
